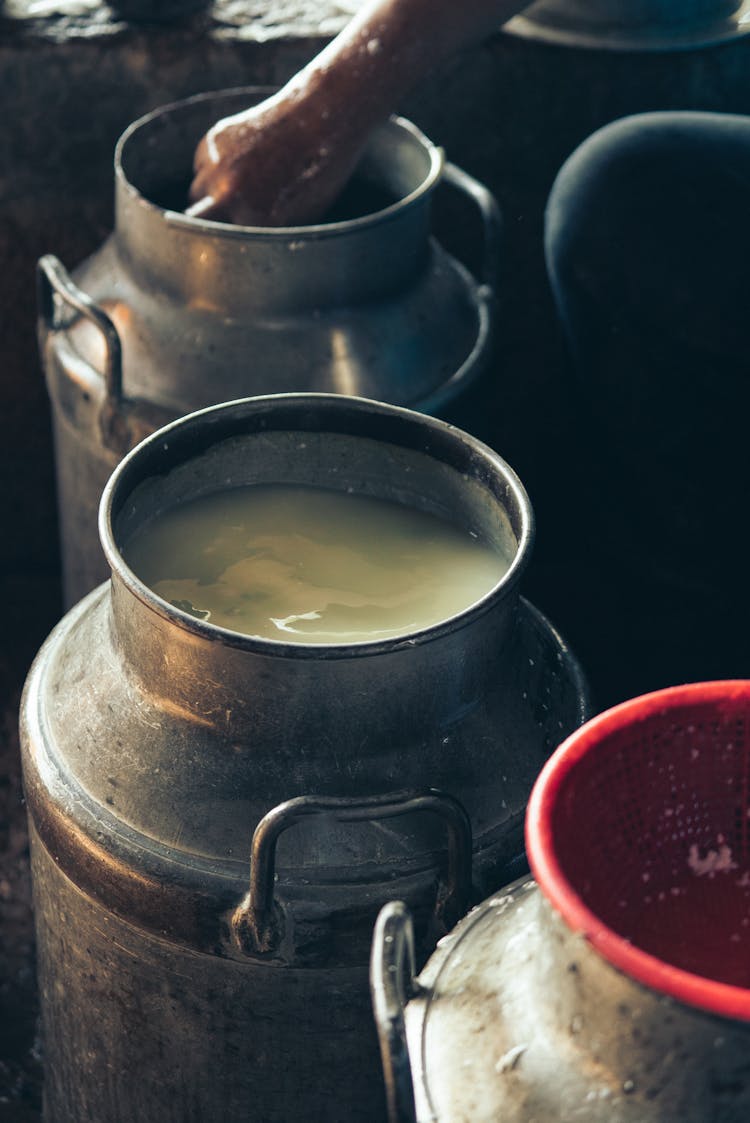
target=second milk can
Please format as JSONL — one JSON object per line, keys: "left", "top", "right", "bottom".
{"left": 20, "top": 394, "right": 588, "bottom": 1122}
{"left": 38, "top": 87, "right": 501, "bottom": 604}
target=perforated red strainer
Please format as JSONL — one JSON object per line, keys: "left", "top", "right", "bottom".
{"left": 526, "top": 680, "right": 750, "bottom": 1020}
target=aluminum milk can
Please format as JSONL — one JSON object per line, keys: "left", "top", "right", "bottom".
{"left": 373, "top": 680, "right": 750, "bottom": 1122}
{"left": 37, "top": 87, "right": 501, "bottom": 606}
{"left": 20, "top": 394, "right": 589, "bottom": 1123}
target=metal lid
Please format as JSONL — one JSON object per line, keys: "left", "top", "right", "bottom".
{"left": 504, "top": 0, "right": 750, "bottom": 50}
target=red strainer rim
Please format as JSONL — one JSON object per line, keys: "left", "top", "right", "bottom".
{"left": 526, "top": 680, "right": 750, "bottom": 1022}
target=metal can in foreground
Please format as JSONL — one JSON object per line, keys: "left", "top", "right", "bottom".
{"left": 21, "top": 394, "right": 588, "bottom": 1123}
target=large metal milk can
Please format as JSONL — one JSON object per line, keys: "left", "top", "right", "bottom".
{"left": 37, "top": 87, "right": 500, "bottom": 606}
{"left": 373, "top": 680, "right": 750, "bottom": 1123}
{"left": 20, "top": 394, "right": 588, "bottom": 1122}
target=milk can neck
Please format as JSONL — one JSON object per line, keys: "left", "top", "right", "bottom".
{"left": 107, "top": 564, "right": 519, "bottom": 741}
{"left": 100, "top": 393, "right": 533, "bottom": 731}
{"left": 116, "top": 187, "right": 430, "bottom": 313}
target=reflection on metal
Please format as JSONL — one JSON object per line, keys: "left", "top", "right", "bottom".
{"left": 504, "top": 0, "right": 750, "bottom": 50}
{"left": 329, "top": 326, "right": 361, "bottom": 397}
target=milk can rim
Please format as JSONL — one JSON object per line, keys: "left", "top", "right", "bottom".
{"left": 114, "top": 87, "right": 445, "bottom": 239}
{"left": 99, "top": 392, "right": 535, "bottom": 659}
{"left": 526, "top": 680, "right": 750, "bottom": 1022}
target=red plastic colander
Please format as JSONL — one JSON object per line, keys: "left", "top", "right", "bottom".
{"left": 526, "top": 680, "right": 750, "bottom": 1021}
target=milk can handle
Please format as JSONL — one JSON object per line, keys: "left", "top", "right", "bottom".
{"left": 371, "top": 901, "right": 419, "bottom": 1123}
{"left": 440, "top": 161, "right": 502, "bottom": 294}
{"left": 37, "top": 254, "right": 123, "bottom": 407}
{"left": 415, "top": 163, "right": 501, "bottom": 416}
{"left": 232, "top": 788, "right": 472, "bottom": 956}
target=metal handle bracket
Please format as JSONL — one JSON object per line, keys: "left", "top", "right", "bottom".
{"left": 416, "top": 162, "right": 503, "bottom": 416}
{"left": 440, "top": 159, "right": 503, "bottom": 297}
{"left": 371, "top": 901, "right": 419, "bottom": 1123}
{"left": 232, "top": 788, "right": 472, "bottom": 957}
{"left": 37, "top": 253, "right": 123, "bottom": 406}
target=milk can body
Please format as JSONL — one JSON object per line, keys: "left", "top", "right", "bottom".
{"left": 38, "top": 88, "right": 501, "bottom": 606}
{"left": 20, "top": 394, "right": 588, "bottom": 1122}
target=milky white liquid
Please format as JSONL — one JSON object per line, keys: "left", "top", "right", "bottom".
{"left": 123, "top": 484, "right": 511, "bottom": 643}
